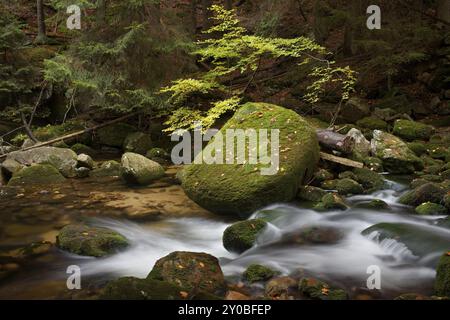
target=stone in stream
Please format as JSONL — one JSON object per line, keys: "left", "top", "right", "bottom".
{"left": 313, "top": 193, "right": 349, "bottom": 211}
{"left": 415, "top": 202, "right": 448, "bottom": 215}
{"left": 356, "top": 199, "right": 390, "bottom": 210}
{"left": 120, "top": 152, "right": 165, "bottom": 185}
{"left": 371, "top": 130, "right": 423, "bottom": 174}
{"left": 5, "top": 146, "right": 78, "bottom": 178}
{"left": 147, "top": 251, "right": 226, "bottom": 295}
{"left": 352, "top": 168, "right": 385, "bottom": 192}
{"left": 243, "top": 264, "right": 278, "bottom": 283}
{"left": 435, "top": 252, "right": 450, "bottom": 297}
{"left": 393, "top": 120, "right": 435, "bottom": 141}
{"left": 56, "top": 224, "right": 129, "bottom": 257}
{"left": 362, "top": 223, "right": 450, "bottom": 258}
{"left": 76, "top": 153, "right": 94, "bottom": 169}
{"left": 90, "top": 160, "right": 121, "bottom": 177}
{"left": 96, "top": 123, "right": 136, "bottom": 147}
{"left": 75, "top": 167, "right": 91, "bottom": 178}
{"left": 265, "top": 276, "right": 298, "bottom": 300}
{"left": 8, "top": 164, "right": 66, "bottom": 186}
{"left": 123, "top": 132, "right": 153, "bottom": 155}
{"left": 335, "top": 178, "right": 364, "bottom": 195}
{"left": 181, "top": 102, "right": 320, "bottom": 217}
{"left": 222, "top": 219, "right": 267, "bottom": 253}
{"left": 299, "top": 277, "right": 348, "bottom": 300}
{"left": 399, "top": 182, "right": 447, "bottom": 206}
{"left": 280, "top": 226, "right": 343, "bottom": 246}
{"left": 100, "top": 277, "right": 186, "bottom": 300}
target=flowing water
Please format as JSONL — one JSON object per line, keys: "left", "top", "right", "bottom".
{"left": 0, "top": 176, "right": 449, "bottom": 299}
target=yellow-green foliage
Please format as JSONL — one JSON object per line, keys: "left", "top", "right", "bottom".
{"left": 163, "top": 5, "right": 356, "bottom": 132}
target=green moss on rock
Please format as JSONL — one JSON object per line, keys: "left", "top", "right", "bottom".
{"left": 352, "top": 168, "right": 385, "bottom": 192}
{"left": 415, "top": 202, "right": 448, "bottom": 215}
{"left": 399, "top": 183, "right": 447, "bottom": 206}
{"left": 407, "top": 141, "right": 428, "bottom": 156}
{"left": 120, "top": 152, "right": 165, "bottom": 185}
{"left": 356, "top": 117, "right": 388, "bottom": 130}
{"left": 243, "top": 264, "right": 277, "bottom": 283}
{"left": 335, "top": 178, "right": 364, "bottom": 195}
{"left": 299, "top": 277, "right": 348, "bottom": 300}
{"left": 222, "top": 219, "right": 267, "bottom": 253}
{"left": 393, "top": 120, "right": 435, "bottom": 141}
{"left": 8, "top": 164, "right": 65, "bottom": 186}
{"left": 56, "top": 224, "right": 128, "bottom": 257}
{"left": 314, "top": 193, "right": 349, "bottom": 211}
{"left": 147, "top": 251, "right": 225, "bottom": 294}
{"left": 181, "top": 103, "right": 320, "bottom": 217}
{"left": 435, "top": 253, "right": 450, "bottom": 297}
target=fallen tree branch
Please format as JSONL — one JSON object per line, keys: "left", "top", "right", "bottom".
{"left": 319, "top": 152, "right": 364, "bottom": 168}
{"left": 0, "top": 112, "right": 141, "bottom": 159}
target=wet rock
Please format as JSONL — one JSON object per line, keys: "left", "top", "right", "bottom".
{"left": 223, "top": 219, "right": 267, "bottom": 253}
{"left": 299, "top": 277, "right": 348, "bottom": 300}
{"left": 352, "top": 168, "right": 385, "bottom": 192}
{"left": 123, "top": 132, "right": 153, "bottom": 155}
{"left": 356, "top": 117, "right": 388, "bottom": 130}
{"left": 399, "top": 182, "right": 447, "bottom": 206}
{"left": 1, "top": 159, "right": 24, "bottom": 180}
{"left": 265, "top": 277, "right": 297, "bottom": 300}
{"left": 120, "top": 152, "right": 165, "bottom": 185}
{"left": 8, "top": 164, "right": 66, "bottom": 186}
{"left": 371, "top": 130, "right": 423, "bottom": 174}
{"left": 314, "top": 193, "right": 349, "bottom": 211}
{"left": 75, "top": 167, "right": 91, "bottom": 178}
{"left": 148, "top": 251, "right": 225, "bottom": 294}
{"left": 362, "top": 223, "right": 450, "bottom": 257}
{"left": 90, "top": 160, "right": 121, "bottom": 177}
{"left": 435, "top": 252, "right": 450, "bottom": 297}
{"left": 5, "top": 146, "right": 78, "bottom": 178}
{"left": 297, "top": 186, "right": 327, "bottom": 202}
{"left": 356, "top": 199, "right": 389, "bottom": 210}
{"left": 393, "top": 120, "right": 435, "bottom": 141}
{"left": 281, "top": 226, "right": 342, "bottom": 245}
{"left": 335, "top": 178, "right": 364, "bottom": 195}
{"left": 181, "top": 103, "right": 320, "bottom": 217}
{"left": 56, "top": 224, "right": 129, "bottom": 257}
{"left": 243, "top": 264, "right": 278, "bottom": 283}
{"left": 77, "top": 154, "right": 94, "bottom": 169}
{"left": 415, "top": 202, "right": 448, "bottom": 215}
{"left": 96, "top": 123, "right": 136, "bottom": 147}
{"left": 71, "top": 143, "right": 97, "bottom": 157}
{"left": 100, "top": 277, "right": 185, "bottom": 300}
{"left": 341, "top": 98, "right": 371, "bottom": 123}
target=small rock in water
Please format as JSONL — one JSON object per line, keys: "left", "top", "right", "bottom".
{"left": 415, "top": 202, "right": 448, "bottom": 215}
{"left": 8, "top": 164, "right": 66, "bottom": 186}
{"left": 265, "top": 277, "right": 298, "bottom": 300}
{"left": 222, "top": 219, "right": 267, "bottom": 253}
{"left": 243, "top": 264, "right": 278, "bottom": 283}
{"left": 299, "top": 277, "right": 348, "bottom": 300}
{"left": 77, "top": 153, "right": 94, "bottom": 169}
{"left": 75, "top": 167, "right": 91, "bottom": 178}
{"left": 120, "top": 152, "right": 165, "bottom": 186}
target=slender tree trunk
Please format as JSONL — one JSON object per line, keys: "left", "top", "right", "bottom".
{"left": 437, "top": 0, "right": 450, "bottom": 23}
{"left": 224, "top": 0, "right": 232, "bottom": 10}
{"left": 202, "top": 0, "right": 213, "bottom": 30}
{"left": 36, "top": 0, "right": 47, "bottom": 43}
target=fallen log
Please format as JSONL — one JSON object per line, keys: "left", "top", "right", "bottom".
{"left": 0, "top": 112, "right": 141, "bottom": 160}
{"left": 316, "top": 129, "right": 355, "bottom": 154}
{"left": 319, "top": 152, "right": 364, "bottom": 168}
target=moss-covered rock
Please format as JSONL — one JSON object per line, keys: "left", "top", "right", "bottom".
{"left": 435, "top": 252, "right": 450, "bottom": 297}
{"left": 347, "top": 128, "right": 372, "bottom": 160}
{"left": 100, "top": 277, "right": 185, "bottom": 300}
{"left": 356, "top": 117, "right": 388, "bottom": 130}
{"left": 428, "top": 145, "right": 449, "bottom": 160}
{"left": 335, "top": 178, "right": 364, "bottom": 195}
{"left": 362, "top": 157, "right": 384, "bottom": 172}
{"left": 399, "top": 183, "right": 447, "bottom": 206}
{"left": 297, "top": 186, "right": 327, "bottom": 202}
{"left": 120, "top": 152, "right": 165, "bottom": 185}
{"left": 362, "top": 223, "right": 450, "bottom": 257}
{"left": 313, "top": 169, "right": 334, "bottom": 183}
{"left": 314, "top": 193, "right": 349, "bottom": 211}
{"left": 123, "top": 132, "right": 153, "bottom": 155}
{"left": 96, "top": 123, "right": 136, "bottom": 147}
{"left": 415, "top": 202, "right": 448, "bottom": 215}
{"left": 299, "top": 277, "right": 348, "bottom": 300}
{"left": 56, "top": 224, "right": 128, "bottom": 257}
{"left": 148, "top": 251, "right": 225, "bottom": 294}
{"left": 90, "top": 160, "right": 121, "bottom": 177}
{"left": 181, "top": 103, "right": 320, "bottom": 217}
{"left": 321, "top": 179, "right": 338, "bottom": 190}
{"left": 8, "top": 164, "right": 65, "bottom": 186}
{"left": 371, "top": 130, "right": 424, "bottom": 174}
{"left": 407, "top": 141, "right": 428, "bottom": 156}
{"left": 352, "top": 168, "right": 385, "bottom": 192}
{"left": 265, "top": 276, "right": 298, "bottom": 300}
{"left": 356, "top": 199, "right": 390, "bottom": 210}
{"left": 243, "top": 264, "right": 277, "bottom": 283}
{"left": 441, "top": 169, "right": 450, "bottom": 180}
{"left": 393, "top": 120, "right": 435, "bottom": 141}
{"left": 222, "top": 219, "right": 267, "bottom": 253}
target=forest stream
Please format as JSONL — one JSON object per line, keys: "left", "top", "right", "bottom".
{"left": 0, "top": 169, "right": 448, "bottom": 300}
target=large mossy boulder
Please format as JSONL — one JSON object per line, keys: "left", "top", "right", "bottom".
{"left": 435, "top": 252, "right": 450, "bottom": 297}
{"left": 96, "top": 123, "right": 136, "bottom": 147}
{"left": 362, "top": 223, "right": 450, "bottom": 258}
{"left": 120, "top": 152, "right": 165, "bottom": 185}
{"left": 371, "top": 130, "right": 423, "bottom": 174}
{"left": 399, "top": 182, "right": 447, "bottom": 206}
{"left": 181, "top": 103, "right": 320, "bottom": 216}
{"left": 100, "top": 277, "right": 185, "bottom": 300}
{"left": 8, "top": 164, "right": 66, "bottom": 186}
{"left": 148, "top": 251, "right": 225, "bottom": 294}
{"left": 222, "top": 219, "right": 267, "bottom": 253}
{"left": 393, "top": 120, "right": 435, "bottom": 141}
{"left": 5, "top": 146, "right": 78, "bottom": 178}
{"left": 123, "top": 132, "right": 153, "bottom": 155}
{"left": 56, "top": 224, "right": 129, "bottom": 257}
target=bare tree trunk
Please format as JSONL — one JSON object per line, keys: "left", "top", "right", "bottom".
{"left": 437, "top": 0, "right": 450, "bottom": 23}
{"left": 202, "top": 0, "right": 213, "bottom": 30}
{"left": 36, "top": 0, "right": 47, "bottom": 44}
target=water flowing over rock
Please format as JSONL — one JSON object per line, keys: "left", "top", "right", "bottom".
{"left": 181, "top": 103, "right": 320, "bottom": 217}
